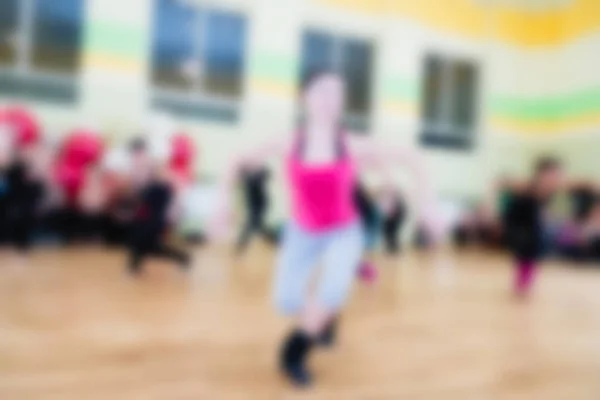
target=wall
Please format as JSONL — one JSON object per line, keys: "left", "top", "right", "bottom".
{"left": 2, "top": 0, "right": 598, "bottom": 221}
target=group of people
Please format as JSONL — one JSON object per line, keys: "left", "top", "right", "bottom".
{"left": 453, "top": 174, "right": 600, "bottom": 264}
{"left": 3, "top": 69, "right": 580, "bottom": 390}
{"left": 0, "top": 107, "right": 193, "bottom": 275}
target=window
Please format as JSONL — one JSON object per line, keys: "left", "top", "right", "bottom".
{"left": 150, "top": 0, "right": 247, "bottom": 122}
{"left": 420, "top": 55, "right": 478, "bottom": 150}
{"left": 0, "top": 0, "right": 84, "bottom": 103}
{"left": 300, "top": 30, "right": 374, "bottom": 132}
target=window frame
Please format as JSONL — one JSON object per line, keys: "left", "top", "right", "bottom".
{"left": 149, "top": 0, "right": 248, "bottom": 123}
{"left": 0, "top": 0, "right": 83, "bottom": 103}
{"left": 420, "top": 53, "right": 479, "bottom": 151}
{"left": 300, "top": 26, "right": 376, "bottom": 133}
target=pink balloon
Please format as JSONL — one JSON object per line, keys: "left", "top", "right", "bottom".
{"left": 170, "top": 134, "right": 196, "bottom": 169}
{"left": 0, "top": 107, "right": 41, "bottom": 147}
{"left": 61, "top": 130, "right": 104, "bottom": 168}
{"left": 54, "top": 161, "right": 86, "bottom": 205}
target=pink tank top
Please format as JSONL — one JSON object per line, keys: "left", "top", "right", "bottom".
{"left": 286, "top": 131, "right": 358, "bottom": 232}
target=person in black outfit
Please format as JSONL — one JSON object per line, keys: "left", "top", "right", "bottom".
{"left": 0, "top": 135, "right": 14, "bottom": 245}
{"left": 128, "top": 164, "right": 190, "bottom": 276}
{"left": 236, "top": 164, "right": 273, "bottom": 254}
{"left": 569, "top": 182, "right": 598, "bottom": 223}
{"left": 503, "top": 157, "right": 564, "bottom": 297}
{"left": 3, "top": 145, "right": 47, "bottom": 252}
{"left": 379, "top": 187, "right": 406, "bottom": 254}
{"left": 354, "top": 182, "right": 378, "bottom": 237}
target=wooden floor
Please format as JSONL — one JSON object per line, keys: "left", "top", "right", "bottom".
{"left": 0, "top": 245, "right": 599, "bottom": 399}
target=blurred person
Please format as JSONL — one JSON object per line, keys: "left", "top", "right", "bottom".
{"left": 128, "top": 158, "right": 191, "bottom": 276}
{"left": 560, "top": 201, "right": 600, "bottom": 262}
{"left": 235, "top": 161, "right": 274, "bottom": 254}
{"left": 495, "top": 176, "right": 521, "bottom": 217}
{"left": 503, "top": 157, "right": 565, "bottom": 297}
{"left": 100, "top": 146, "right": 135, "bottom": 247}
{"left": 354, "top": 180, "right": 380, "bottom": 282}
{"left": 78, "top": 164, "right": 110, "bottom": 242}
{"left": 54, "top": 129, "right": 104, "bottom": 243}
{"left": 584, "top": 202, "right": 600, "bottom": 261}
{"left": 212, "top": 70, "right": 442, "bottom": 387}
{"left": 379, "top": 184, "right": 407, "bottom": 254}
{"left": 453, "top": 209, "right": 477, "bottom": 248}
{"left": 104, "top": 184, "right": 137, "bottom": 247}
{"left": 101, "top": 138, "right": 151, "bottom": 247}
{"left": 128, "top": 137, "right": 153, "bottom": 192}
{"left": 0, "top": 127, "right": 48, "bottom": 253}
{"left": 568, "top": 180, "right": 598, "bottom": 223}
{"left": 0, "top": 128, "right": 16, "bottom": 244}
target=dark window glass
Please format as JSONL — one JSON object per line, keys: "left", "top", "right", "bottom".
{"left": 151, "top": 0, "right": 196, "bottom": 91}
{"left": 341, "top": 38, "right": 373, "bottom": 115}
{"left": 450, "top": 61, "right": 477, "bottom": 128}
{"left": 300, "top": 31, "right": 334, "bottom": 78}
{"left": 422, "top": 56, "right": 444, "bottom": 123}
{"left": 420, "top": 55, "right": 478, "bottom": 150}
{"left": 202, "top": 10, "right": 246, "bottom": 96}
{"left": 0, "top": 0, "right": 19, "bottom": 66}
{"left": 300, "top": 30, "right": 374, "bottom": 130}
{"left": 31, "top": 0, "right": 84, "bottom": 73}
{"left": 151, "top": 0, "right": 247, "bottom": 98}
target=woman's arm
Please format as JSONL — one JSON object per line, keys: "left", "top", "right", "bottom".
{"left": 209, "top": 134, "right": 290, "bottom": 239}
{"left": 348, "top": 135, "right": 442, "bottom": 241}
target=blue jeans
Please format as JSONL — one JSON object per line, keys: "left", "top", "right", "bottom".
{"left": 273, "top": 220, "right": 364, "bottom": 315}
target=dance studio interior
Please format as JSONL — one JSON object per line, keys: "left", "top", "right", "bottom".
{"left": 0, "top": 0, "right": 599, "bottom": 398}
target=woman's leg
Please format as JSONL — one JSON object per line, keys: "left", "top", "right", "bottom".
{"left": 383, "top": 219, "right": 399, "bottom": 254}
{"left": 301, "top": 223, "right": 364, "bottom": 352}
{"left": 236, "top": 212, "right": 260, "bottom": 254}
{"left": 514, "top": 259, "right": 537, "bottom": 296}
{"left": 358, "top": 220, "right": 378, "bottom": 282}
{"left": 273, "top": 223, "right": 323, "bottom": 386}
{"left": 312, "top": 223, "right": 364, "bottom": 330}
{"left": 273, "top": 223, "right": 323, "bottom": 315}
{"left": 128, "top": 244, "right": 146, "bottom": 276}
{"left": 128, "top": 224, "right": 151, "bottom": 276}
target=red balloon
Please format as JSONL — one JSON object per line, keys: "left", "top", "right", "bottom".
{"left": 54, "top": 161, "right": 86, "bottom": 205}
{"left": 0, "top": 107, "right": 41, "bottom": 147}
{"left": 170, "top": 134, "right": 195, "bottom": 169}
{"left": 61, "top": 130, "right": 104, "bottom": 168}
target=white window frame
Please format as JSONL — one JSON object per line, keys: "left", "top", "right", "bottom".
{"left": 0, "top": 0, "right": 80, "bottom": 87}
{"left": 150, "top": 1, "right": 247, "bottom": 110}
{"left": 421, "top": 54, "right": 478, "bottom": 144}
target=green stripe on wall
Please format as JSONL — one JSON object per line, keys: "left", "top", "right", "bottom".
{"left": 84, "top": 21, "right": 147, "bottom": 59}
{"left": 248, "top": 52, "right": 299, "bottom": 83}
{"left": 379, "top": 77, "right": 419, "bottom": 102}
{"left": 490, "top": 88, "right": 600, "bottom": 121}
